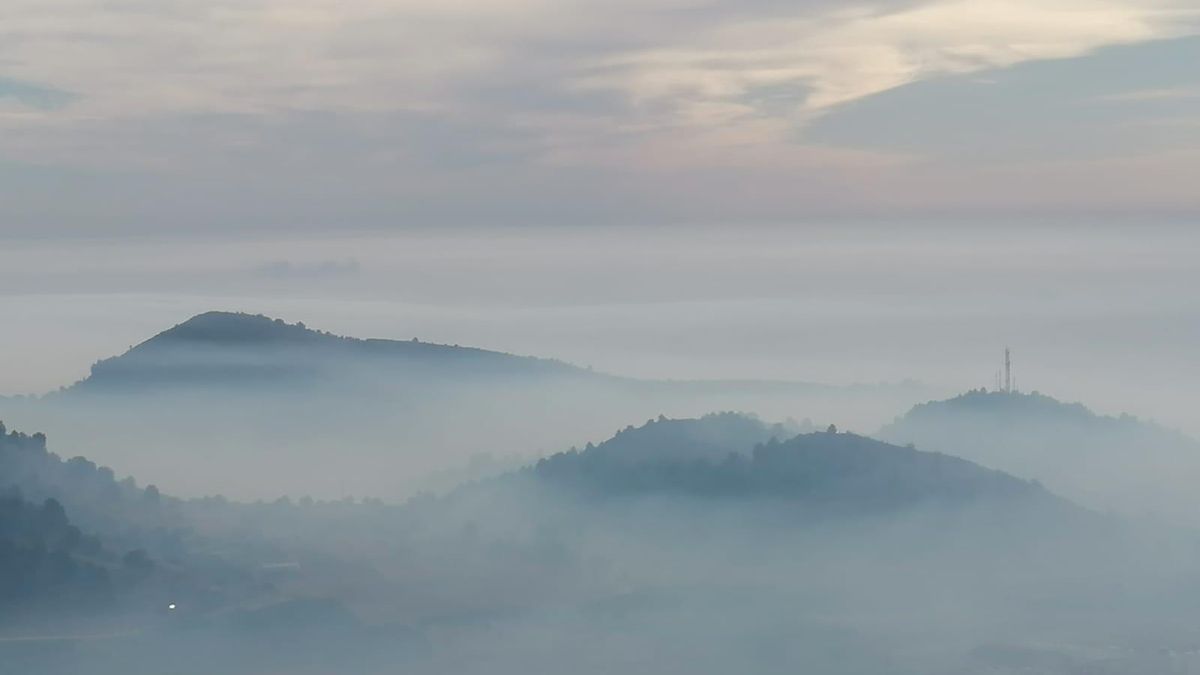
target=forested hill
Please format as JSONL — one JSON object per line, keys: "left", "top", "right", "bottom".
{"left": 878, "top": 389, "right": 1200, "bottom": 519}
{"left": 0, "top": 421, "right": 185, "bottom": 555}
{"left": 556, "top": 412, "right": 805, "bottom": 466}
{"left": 0, "top": 422, "right": 192, "bottom": 616}
{"left": 5, "top": 311, "right": 932, "bottom": 501}
{"left": 529, "top": 421, "right": 1057, "bottom": 511}
{"left": 0, "top": 421, "right": 324, "bottom": 624}
{"left": 0, "top": 490, "right": 114, "bottom": 612}
{"left": 882, "top": 389, "right": 1163, "bottom": 431}
{"left": 67, "top": 311, "right": 591, "bottom": 394}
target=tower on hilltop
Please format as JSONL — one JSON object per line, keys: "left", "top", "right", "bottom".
{"left": 991, "top": 347, "right": 1018, "bottom": 393}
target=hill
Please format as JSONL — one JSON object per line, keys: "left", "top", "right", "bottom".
{"left": 6, "top": 414, "right": 1187, "bottom": 675}
{"left": 527, "top": 418, "right": 1061, "bottom": 512}
{"left": 0, "top": 421, "right": 189, "bottom": 556}
{"left": 0, "top": 422, "right": 284, "bottom": 623}
{"left": 0, "top": 490, "right": 114, "bottom": 614}
{"left": 1, "top": 422, "right": 206, "bottom": 620}
{"left": 878, "top": 390, "right": 1200, "bottom": 520}
{"left": 0, "top": 312, "right": 932, "bottom": 500}
{"left": 556, "top": 412, "right": 802, "bottom": 465}
{"left": 69, "top": 311, "right": 591, "bottom": 394}
{"left": 380, "top": 414, "right": 1133, "bottom": 675}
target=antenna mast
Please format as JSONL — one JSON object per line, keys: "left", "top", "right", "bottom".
{"left": 1004, "top": 347, "right": 1012, "bottom": 393}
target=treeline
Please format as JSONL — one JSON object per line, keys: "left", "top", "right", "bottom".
{"left": 72, "top": 311, "right": 589, "bottom": 395}
{"left": 530, "top": 417, "right": 1046, "bottom": 510}
{"left": 0, "top": 422, "right": 178, "bottom": 613}
{"left": 0, "top": 421, "right": 289, "bottom": 619}
{"left": 0, "top": 421, "right": 189, "bottom": 560}
{"left": 0, "top": 490, "right": 113, "bottom": 610}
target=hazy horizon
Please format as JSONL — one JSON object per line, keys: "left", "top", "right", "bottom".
{"left": 4, "top": 221, "right": 1198, "bottom": 436}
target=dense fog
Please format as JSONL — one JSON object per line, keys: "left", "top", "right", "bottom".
{"left": 6, "top": 411, "right": 1200, "bottom": 674}
{"left": 3, "top": 223, "right": 1198, "bottom": 435}
{"left": 2, "top": 282, "right": 1200, "bottom": 675}
{"left": 0, "top": 312, "right": 933, "bottom": 499}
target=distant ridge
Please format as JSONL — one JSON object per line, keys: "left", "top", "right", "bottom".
{"left": 68, "top": 312, "right": 591, "bottom": 394}
{"left": 58, "top": 311, "right": 927, "bottom": 398}
{"left": 878, "top": 389, "right": 1200, "bottom": 519}
{"left": 557, "top": 412, "right": 802, "bottom": 465}
{"left": 4, "top": 312, "right": 941, "bottom": 500}
{"left": 880, "top": 389, "right": 1190, "bottom": 445}
{"left": 452, "top": 413, "right": 1083, "bottom": 518}
{"left": 134, "top": 311, "right": 334, "bottom": 346}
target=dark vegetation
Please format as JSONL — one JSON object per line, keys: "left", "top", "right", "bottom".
{"left": 0, "top": 421, "right": 188, "bottom": 558}
{"left": 0, "top": 422, "right": 271, "bottom": 623}
{"left": 531, "top": 415, "right": 1050, "bottom": 509}
{"left": 70, "top": 311, "right": 591, "bottom": 394}
{"left": 2, "top": 407, "right": 1179, "bottom": 675}
{"left": 879, "top": 389, "right": 1200, "bottom": 518}
{"left": 0, "top": 491, "right": 112, "bottom": 610}
{"left": 0, "top": 410, "right": 1072, "bottom": 619}
{"left": 0, "top": 312, "right": 932, "bottom": 501}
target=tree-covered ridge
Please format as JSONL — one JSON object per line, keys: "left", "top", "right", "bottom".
{"left": 877, "top": 389, "right": 1200, "bottom": 519}
{"left": 71, "top": 311, "right": 591, "bottom": 393}
{"left": 3, "top": 312, "right": 930, "bottom": 501}
{"left": 0, "top": 421, "right": 188, "bottom": 558}
{"left": 878, "top": 389, "right": 1200, "bottom": 460}
{"left": 528, "top": 414, "right": 1051, "bottom": 510}
{"left": 886, "top": 389, "right": 1155, "bottom": 428}
{"left": 556, "top": 412, "right": 803, "bottom": 465}
{"left": 0, "top": 490, "right": 113, "bottom": 610}
{"left": 0, "top": 421, "right": 303, "bottom": 622}
{"left": 0, "top": 423, "right": 192, "bottom": 614}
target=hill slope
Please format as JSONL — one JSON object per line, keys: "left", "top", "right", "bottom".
{"left": 0, "top": 312, "right": 934, "bottom": 500}
{"left": 528, "top": 419, "right": 1061, "bottom": 513}
{"left": 878, "top": 390, "right": 1200, "bottom": 520}
{"left": 0, "top": 490, "right": 114, "bottom": 614}
{"left": 70, "top": 311, "right": 591, "bottom": 394}
{"left": 6, "top": 414, "right": 1183, "bottom": 675}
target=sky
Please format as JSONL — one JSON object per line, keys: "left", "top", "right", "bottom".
{"left": 1, "top": 0, "right": 1199, "bottom": 231}
{"left": 1, "top": 1, "right": 1199, "bottom": 433}
{"left": 2, "top": 223, "right": 1199, "bottom": 436}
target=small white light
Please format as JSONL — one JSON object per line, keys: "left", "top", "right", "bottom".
{"left": 168, "top": 603, "right": 177, "bottom": 610}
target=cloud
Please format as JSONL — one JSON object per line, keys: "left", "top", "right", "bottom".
{"left": 3, "top": 1, "right": 1194, "bottom": 134}
{"left": 0, "top": 0, "right": 1197, "bottom": 228}
{"left": 254, "top": 259, "right": 363, "bottom": 280}
{"left": 1096, "top": 85, "right": 1200, "bottom": 102}
{"left": 0, "top": 78, "right": 73, "bottom": 110}
{"left": 805, "top": 36, "right": 1200, "bottom": 163}
{"left": 579, "top": 1, "right": 1196, "bottom": 130}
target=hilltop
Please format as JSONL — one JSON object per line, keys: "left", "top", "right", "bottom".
{"left": 0, "top": 312, "right": 933, "bottom": 501}
{"left": 69, "top": 312, "right": 590, "bottom": 394}
{"left": 556, "top": 411, "right": 804, "bottom": 465}
{"left": 878, "top": 389, "right": 1200, "bottom": 520}
{"left": 526, "top": 416, "right": 1061, "bottom": 512}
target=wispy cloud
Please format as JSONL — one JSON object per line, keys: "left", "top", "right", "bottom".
{"left": 0, "top": 78, "right": 73, "bottom": 110}
{"left": 3, "top": 1, "right": 1194, "bottom": 136}
{"left": 0, "top": 0, "right": 1197, "bottom": 227}
{"left": 254, "top": 259, "right": 363, "bottom": 280}
{"left": 585, "top": 1, "right": 1193, "bottom": 122}
{"left": 1095, "top": 85, "right": 1200, "bottom": 102}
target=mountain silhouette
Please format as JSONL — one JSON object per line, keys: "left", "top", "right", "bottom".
{"left": 70, "top": 311, "right": 590, "bottom": 394}
{"left": 529, "top": 416, "right": 1064, "bottom": 513}
{"left": 0, "top": 312, "right": 932, "bottom": 501}
{"left": 878, "top": 389, "right": 1200, "bottom": 520}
